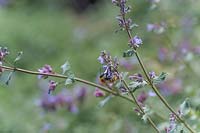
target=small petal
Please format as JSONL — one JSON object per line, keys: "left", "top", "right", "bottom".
{"left": 94, "top": 88, "right": 105, "bottom": 97}
{"left": 129, "top": 36, "right": 143, "bottom": 48}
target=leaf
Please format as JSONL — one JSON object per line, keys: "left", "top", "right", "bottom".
{"left": 129, "top": 23, "right": 138, "bottom": 30}
{"left": 141, "top": 114, "right": 148, "bottom": 123}
{"left": 128, "top": 81, "right": 147, "bottom": 92}
{"left": 179, "top": 98, "right": 191, "bottom": 116}
{"left": 98, "top": 95, "right": 113, "bottom": 108}
{"left": 121, "top": 72, "right": 129, "bottom": 80}
{"left": 65, "top": 72, "right": 75, "bottom": 86}
{"left": 65, "top": 78, "right": 73, "bottom": 85}
{"left": 153, "top": 72, "right": 167, "bottom": 84}
{"left": 5, "top": 71, "right": 14, "bottom": 85}
{"left": 61, "top": 61, "right": 71, "bottom": 74}
{"left": 141, "top": 106, "right": 153, "bottom": 123}
{"left": 123, "top": 49, "right": 135, "bottom": 57}
{"left": 61, "top": 61, "right": 75, "bottom": 86}
{"left": 14, "top": 51, "right": 23, "bottom": 64}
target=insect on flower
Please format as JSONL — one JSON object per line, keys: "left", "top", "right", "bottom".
{"left": 99, "top": 66, "right": 119, "bottom": 84}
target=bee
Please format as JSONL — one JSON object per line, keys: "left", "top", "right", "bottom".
{"left": 99, "top": 66, "right": 119, "bottom": 84}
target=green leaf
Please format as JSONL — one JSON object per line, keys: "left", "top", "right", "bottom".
{"left": 141, "top": 114, "right": 148, "bottom": 123}
{"left": 65, "top": 72, "right": 75, "bottom": 86}
{"left": 61, "top": 61, "right": 75, "bottom": 86}
{"left": 65, "top": 78, "right": 73, "bottom": 85}
{"left": 14, "top": 51, "right": 23, "bottom": 64}
{"left": 5, "top": 71, "right": 14, "bottom": 85}
{"left": 179, "top": 98, "right": 191, "bottom": 116}
{"left": 121, "top": 72, "right": 129, "bottom": 80}
{"left": 98, "top": 95, "right": 113, "bottom": 108}
{"left": 141, "top": 106, "right": 153, "bottom": 123}
{"left": 61, "top": 61, "right": 71, "bottom": 74}
{"left": 123, "top": 49, "right": 135, "bottom": 57}
{"left": 153, "top": 72, "right": 167, "bottom": 84}
{"left": 128, "top": 81, "right": 147, "bottom": 92}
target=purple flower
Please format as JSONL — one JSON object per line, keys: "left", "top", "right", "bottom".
{"left": 137, "top": 91, "right": 148, "bottom": 104}
{"left": 94, "top": 88, "right": 105, "bottom": 97}
{"left": 147, "top": 24, "right": 155, "bottom": 32}
{"left": 119, "top": 59, "right": 133, "bottom": 70}
{"left": 146, "top": 23, "right": 165, "bottom": 34}
{"left": 157, "top": 78, "right": 182, "bottom": 96}
{"left": 112, "top": 0, "right": 119, "bottom": 6}
{"left": 40, "top": 95, "right": 57, "bottom": 111}
{"left": 0, "top": 62, "right": 4, "bottom": 73}
{"left": 67, "top": 103, "right": 79, "bottom": 114}
{"left": 97, "top": 56, "right": 105, "bottom": 64}
{"left": 38, "top": 64, "right": 54, "bottom": 79}
{"left": 0, "top": 47, "right": 9, "bottom": 61}
{"left": 129, "top": 73, "right": 143, "bottom": 82}
{"left": 149, "top": 71, "right": 156, "bottom": 79}
{"left": 165, "top": 113, "right": 176, "bottom": 133}
{"left": 74, "top": 86, "right": 88, "bottom": 102}
{"left": 129, "top": 36, "right": 143, "bottom": 48}
{"left": 0, "top": 0, "right": 9, "bottom": 7}
{"left": 192, "top": 46, "right": 200, "bottom": 55}
{"left": 148, "top": 91, "right": 156, "bottom": 97}
{"left": 116, "top": 16, "right": 125, "bottom": 28}
{"left": 48, "top": 80, "right": 58, "bottom": 94}
{"left": 158, "top": 47, "right": 168, "bottom": 62}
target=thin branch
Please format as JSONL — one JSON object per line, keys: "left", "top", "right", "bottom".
{"left": 122, "top": 80, "right": 160, "bottom": 133}
{"left": 120, "top": 8, "right": 196, "bottom": 133}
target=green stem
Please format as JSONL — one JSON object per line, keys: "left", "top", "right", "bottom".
{"left": 120, "top": 9, "right": 195, "bottom": 133}
{"left": 134, "top": 52, "right": 195, "bottom": 133}
{"left": 1, "top": 65, "right": 160, "bottom": 132}
{"left": 122, "top": 80, "right": 160, "bottom": 133}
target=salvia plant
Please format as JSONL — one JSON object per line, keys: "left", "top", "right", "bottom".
{"left": 0, "top": 0, "right": 199, "bottom": 133}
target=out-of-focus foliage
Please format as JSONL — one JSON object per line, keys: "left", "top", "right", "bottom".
{"left": 0, "top": 0, "right": 199, "bottom": 132}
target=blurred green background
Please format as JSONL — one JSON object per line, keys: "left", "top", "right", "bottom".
{"left": 0, "top": 0, "right": 199, "bottom": 132}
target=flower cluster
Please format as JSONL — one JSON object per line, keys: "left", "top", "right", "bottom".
{"left": 112, "top": 0, "right": 143, "bottom": 50}
{"left": 98, "top": 51, "right": 120, "bottom": 85}
{"left": 149, "top": 71, "right": 156, "bottom": 79}
{"left": 48, "top": 80, "right": 58, "bottom": 94}
{"left": 0, "top": 47, "right": 9, "bottom": 62}
{"left": 147, "top": 22, "right": 166, "bottom": 34}
{"left": 165, "top": 113, "right": 177, "bottom": 133}
{"left": 158, "top": 39, "right": 200, "bottom": 63}
{"left": 129, "top": 36, "right": 143, "bottom": 48}
{"left": 38, "top": 64, "right": 58, "bottom": 94}
{"left": 137, "top": 91, "right": 148, "bottom": 104}
{"left": 38, "top": 86, "right": 88, "bottom": 114}
{"left": 112, "top": 0, "right": 137, "bottom": 31}
{"left": 38, "top": 64, "right": 54, "bottom": 79}
{"left": 157, "top": 78, "right": 182, "bottom": 96}
{"left": 112, "top": 0, "right": 131, "bottom": 14}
